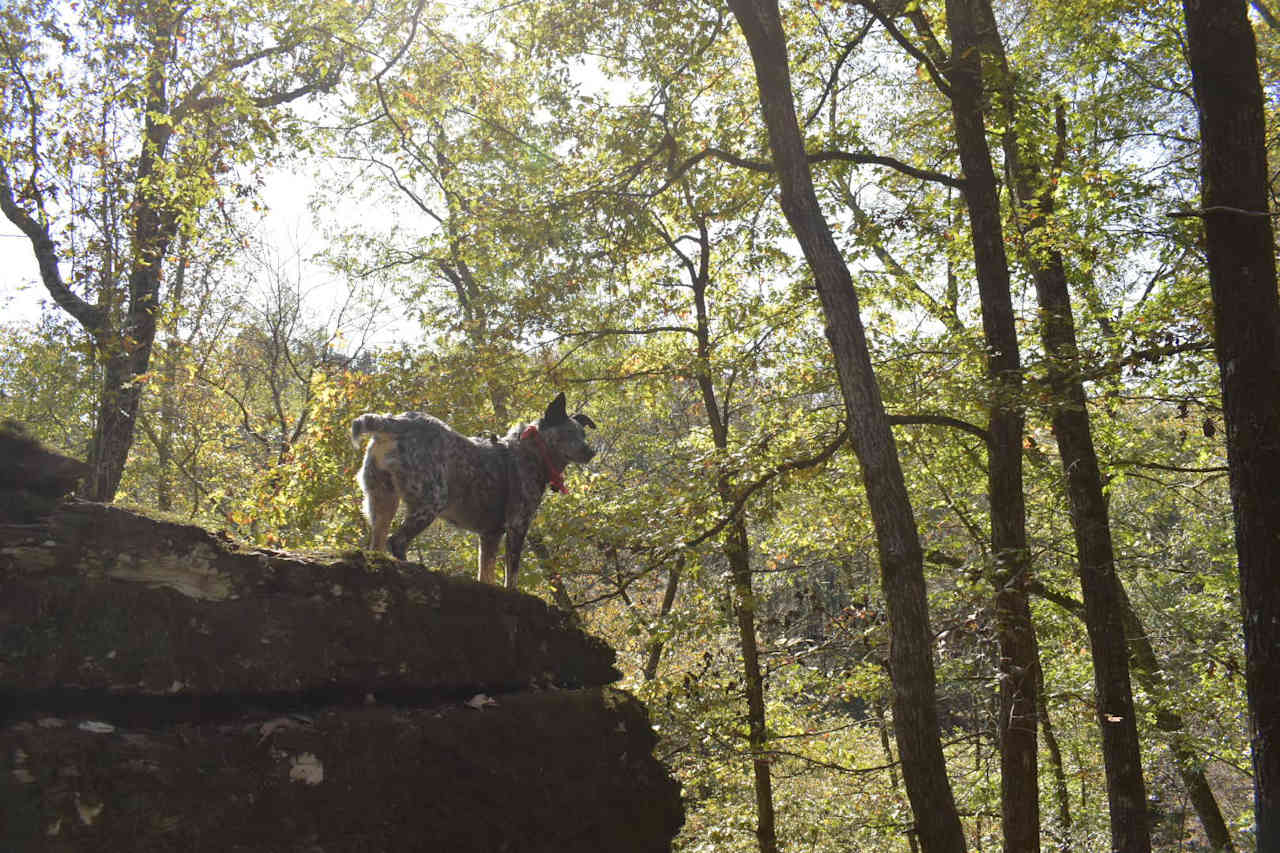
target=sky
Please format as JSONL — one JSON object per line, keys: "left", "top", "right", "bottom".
{"left": 0, "top": 166, "right": 418, "bottom": 352}
{"left": 0, "top": 223, "right": 43, "bottom": 325}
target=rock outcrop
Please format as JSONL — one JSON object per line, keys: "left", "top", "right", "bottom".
{"left": 0, "top": 423, "right": 683, "bottom": 851}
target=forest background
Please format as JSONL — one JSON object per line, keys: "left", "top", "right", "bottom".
{"left": 1, "top": 0, "right": 1276, "bottom": 850}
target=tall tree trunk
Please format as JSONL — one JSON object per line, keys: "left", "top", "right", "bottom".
{"left": 1022, "top": 183, "right": 1152, "bottom": 853}
{"left": 941, "top": 3, "right": 1039, "bottom": 849}
{"left": 1180, "top": 3, "right": 1280, "bottom": 848}
{"left": 80, "top": 4, "right": 179, "bottom": 502}
{"left": 726, "top": 2, "right": 966, "bottom": 849}
{"left": 961, "top": 0, "right": 1150, "bottom": 842}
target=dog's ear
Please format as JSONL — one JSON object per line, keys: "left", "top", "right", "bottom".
{"left": 572, "top": 413, "right": 597, "bottom": 430}
{"left": 543, "top": 392, "right": 568, "bottom": 424}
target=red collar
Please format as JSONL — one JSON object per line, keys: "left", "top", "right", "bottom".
{"left": 520, "top": 425, "right": 567, "bottom": 494}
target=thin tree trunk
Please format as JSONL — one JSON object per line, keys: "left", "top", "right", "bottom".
{"left": 684, "top": 214, "right": 779, "bottom": 853}
{"left": 155, "top": 243, "right": 189, "bottom": 513}
{"left": 726, "top": 2, "right": 965, "bottom": 849}
{"left": 725, "top": 514, "right": 779, "bottom": 853}
{"left": 1180, "top": 3, "right": 1280, "bottom": 848}
{"left": 941, "top": 3, "right": 1039, "bottom": 848}
{"left": 1117, "top": 590, "right": 1235, "bottom": 852}
{"left": 643, "top": 557, "right": 684, "bottom": 682}
{"left": 1036, "top": 659, "right": 1073, "bottom": 849}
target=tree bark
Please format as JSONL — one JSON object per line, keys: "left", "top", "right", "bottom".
{"left": 1180, "top": 3, "right": 1280, "bottom": 848}
{"left": 941, "top": 2, "right": 1039, "bottom": 849}
{"left": 1022, "top": 178, "right": 1152, "bottom": 853}
{"left": 1116, "top": 588, "right": 1235, "bottom": 852}
{"left": 642, "top": 557, "right": 683, "bottom": 682}
{"left": 725, "top": 2, "right": 966, "bottom": 850}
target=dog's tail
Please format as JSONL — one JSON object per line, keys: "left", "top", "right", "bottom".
{"left": 351, "top": 413, "right": 405, "bottom": 449}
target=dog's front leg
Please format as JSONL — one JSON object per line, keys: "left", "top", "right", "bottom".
{"left": 503, "top": 524, "right": 528, "bottom": 590}
{"left": 478, "top": 532, "right": 502, "bottom": 585}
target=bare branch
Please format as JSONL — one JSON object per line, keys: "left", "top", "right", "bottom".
{"left": 1166, "top": 205, "right": 1279, "bottom": 219}
{"left": 801, "top": 22, "right": 874, "bottom": 129}
{"left": 667, "top": 145, "right": 964, "bottom": 190}
{"left": 1111, "top": 459, "right": 1229, "bottom": 475}
{"left": 858, "top": 1, "right": 954, "bottom": 100}
{"left": 887, "top": 413, "right": 991, "bottom": 444}
{"left": 0, "top": 160, "right": 106, "bottom": 335}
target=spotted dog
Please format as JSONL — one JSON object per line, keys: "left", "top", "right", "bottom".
{"left": 351, "top": 393, "right": 597, "bottom": 589}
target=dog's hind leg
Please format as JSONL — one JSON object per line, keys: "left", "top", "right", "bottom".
{"left": 477, "top": 531, "right": 502, "bottom": 585}
{"left": 359, "top": 455, "right": 400, "bottom": 552}
{"left": 387, "top": 476, "right": 446, "bottom": 561}
{"left": 503, "top": 525, "right": 527, "bottom": 590}
{"left": 387, "top": 506, "right": 437, "bottom": 561}
{"left": 386, "top": 459, "right": 447, "bottom": 561}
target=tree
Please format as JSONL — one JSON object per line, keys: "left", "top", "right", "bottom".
{"left": 1180, "top": 1, "right": 1280, "bottom": 847}
{"left": 725, "top": 0, "right": 967, "bottom": 849}
{"left": 934, "top": 2, "right": 1040, "bottom": 847}
{"left": 937, "top": 1, "right": 1154, "bottom": 847}
{"left": 0, "top": 0, "right": 384, "bottom": 500}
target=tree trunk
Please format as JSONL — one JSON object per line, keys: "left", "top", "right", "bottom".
{"left": 967, "top": 0, "right": 1150, "bottom": 842}
{"left": 1116, "top": 588, "right": 1235, "bottom": 852}
{"left": 1036, "top": 659, "right": 1073, "bottom": 849}
{"left": 1034, "top": 575, "right": 1235, "bottom": 850}
{"left": 1180, "top": 3, "right": 1280, "bottom": 848}
{"left": 725, "top": 515, "right": 779, "bottom": 853}
{"left": 642, "top": 557, "right": 683, "bottom": 682}
{"left": 876, "top": 696, "right": 921, "bottom": 853}
{"left": 941, "top": 2, "right": 1039, "bottom": 849}
{"left": 684, "top": 215, "right": 780, "bottom": 853}
{"left": 1025, "top": 214, "right": 1152, "bottom": 853}
{"left": 154, "top": 248, "right": 189, "bottom": 513}
{"left": 80, "top": 5, "right": 178, "bottom": 503}
{"left": 725, "top": 2, "right": 965, "bottom": 849}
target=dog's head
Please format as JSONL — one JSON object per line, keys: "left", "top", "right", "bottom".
{"left": 538, "top": 392, "right": 597, "bottom": 464}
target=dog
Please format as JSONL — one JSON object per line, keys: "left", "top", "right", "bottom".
{"left": 351, "top": 393, "right": 597, "bottom": 589}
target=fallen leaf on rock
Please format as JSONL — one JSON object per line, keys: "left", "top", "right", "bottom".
{"left": 464, "top": 693, "right": 497, "bottom": 710}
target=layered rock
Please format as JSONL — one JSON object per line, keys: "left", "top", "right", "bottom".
{"left": 0, "top": 424, "right": 683, "bottom": 851}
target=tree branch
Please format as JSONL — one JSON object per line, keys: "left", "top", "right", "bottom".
{"left": 682, "top": 425, "right": 849, "bottom": 549}
{"left": 0, "top": 160, "right": 106, "bottom": 335}
{"left": 1111, "top": 459, "right": 1229, "bottom": 475}
{"left": 667, "top": 146, "right": 964, "bottom": 191}
{"left": 1252, "top": 0, "right": 1280, "bottom": 32}
{"left": 801, "top": 22, "right": 873, "bottom": 129}
{"left": 858, "top": 0, "right": 954, "bottom": 99}
{"left": 887, "top": 413, "right": 991, "bottom": 444}
{"left": 1028, "top": 579, "right": 1085, "bottom": 617}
